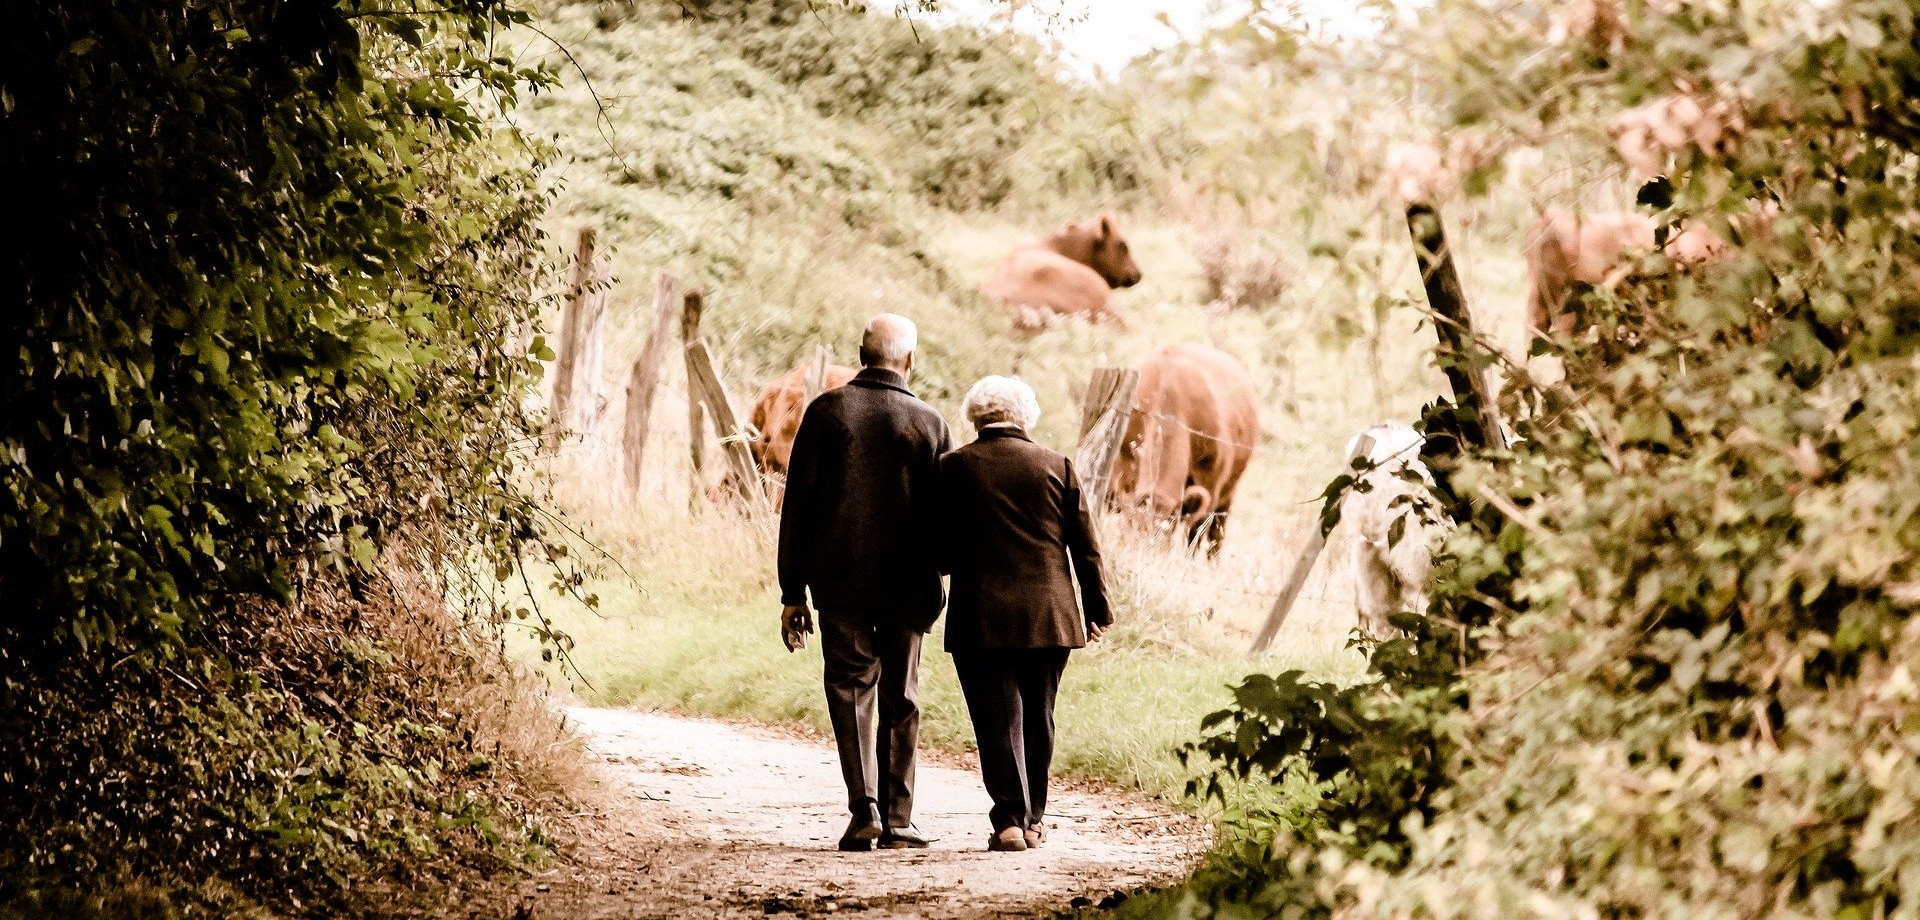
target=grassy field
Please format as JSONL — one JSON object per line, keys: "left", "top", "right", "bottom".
{"left": 502, "top": 0, "right": 1596, "bottom": 808}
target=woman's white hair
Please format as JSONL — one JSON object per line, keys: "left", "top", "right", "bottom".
{"left": 963, "top": 375, "right": 1041, "bottom": 431}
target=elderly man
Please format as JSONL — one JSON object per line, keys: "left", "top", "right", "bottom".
{"left": 778, "top": 314, "right": 952, "bottom": 851}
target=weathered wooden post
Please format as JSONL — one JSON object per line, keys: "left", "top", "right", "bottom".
{"left": 1074, "top": 367, "right": 1140, "bottom": 513}
{"left": 678, "top": 290, "right": 766, "bottom": 517}
{"left": 1250, "top": 431, "right": 1378, "bottom": 655}
{"left": 684, "top": 338, "right": 767, "bottom": 519}
{"left": 682, "top": 289, "right": 707, "bottom": 508}
{"left": 1405, "top": 203, "right": 1501, "bottom": 452}
{"left": 550, "top": 227, "right": 609, "bottom": 448}
{"left": 622, "top": 270, "right": 681, "bottom": 495}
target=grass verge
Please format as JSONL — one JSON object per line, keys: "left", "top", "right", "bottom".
{"left": 512, "top": 490, "right": 1366, "bottom": 805}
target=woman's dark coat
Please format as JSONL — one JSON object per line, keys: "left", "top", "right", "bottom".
{"left": 935, "top": 426, "right": 1112, "bottom": 651}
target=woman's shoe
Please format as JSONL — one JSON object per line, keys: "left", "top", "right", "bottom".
{"left": 988, "top": 826, "right": 1028, "bottom": 852}
{"left": 1024, "top": 824, "right": 1046, "bottom": 849}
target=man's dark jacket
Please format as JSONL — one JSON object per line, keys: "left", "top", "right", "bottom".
{"left": 778, "top": 366, "right": 952, "bottom": 631}
{"left": 935, "top": 426, "right": 1113, "bottom": 651}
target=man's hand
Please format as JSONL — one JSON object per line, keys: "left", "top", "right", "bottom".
{"left": 781, "top": 604, "right": 815, "bottom": 652}
{"left": 1087, "top": 621, "right": 1109, "bottom": 642}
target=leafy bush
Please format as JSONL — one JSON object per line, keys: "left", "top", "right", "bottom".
{"left": 656, "top": 0, "right": 1175, "bottom": 210}
{"left": 1133, "top": 0, "right": 1920, "bottom": 916}
{"left": 0, "top": 564, "right": 570, "bottom": 911}
{"left": 2, "top": 0, "right": 574, "bottom": 910}
{"left": 3, "top": 0, "right": 554, "bottom": 651}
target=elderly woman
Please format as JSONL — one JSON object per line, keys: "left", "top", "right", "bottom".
{"left": 937, "top": 375, "right": 1112, "bottom": 853}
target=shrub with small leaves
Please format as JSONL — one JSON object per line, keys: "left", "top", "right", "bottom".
{"left": 1134, "top": 1, "right": 1920, "bottom": 917}
{"left": 2, "top": 0, "right": 574, "bottom": 911}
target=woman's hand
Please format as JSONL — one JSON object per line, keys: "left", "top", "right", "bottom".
{"left": 1087, "top": 621, "right": 1109, "bottom": 642}
{"left": 781, "top": 604, "right": 814, "bottom": 651}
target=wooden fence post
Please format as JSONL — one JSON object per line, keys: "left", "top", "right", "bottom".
{"left": 685, "top": 336, "right": 767, "bottom": 519}
{"left": 678, "top": 290, "right": 766, "bottom": 517}
{"left": 1405, "top": 203, "right": 1500, "bottom": 452}
{"left": 1250, "top": 206, "right": 1496, "bottom": 655}
{"left": 622, "top": 271, "right": 681, "bottom": 495}
{"left": 579, "top": 265, "right": 611, "bottom": 447}
{"left": 1074, "top": 367, "right": 1140, "bottom": 513}
{"left": 1250, "top": 431, "right": 1378, "bottom": 654}
{"left": 682, "top": 289, "right": 707, "bottom": 508}
{"left": 550, "top": 226, "right": 608, "bottom": 448}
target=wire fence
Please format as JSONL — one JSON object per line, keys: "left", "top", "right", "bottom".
{"left": 547, "top": 378, "right": 1389, "bottom": 655}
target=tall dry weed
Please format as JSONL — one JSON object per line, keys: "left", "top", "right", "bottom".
{"left": 1196, "top": 231, "right": 1295, "bottom": 311}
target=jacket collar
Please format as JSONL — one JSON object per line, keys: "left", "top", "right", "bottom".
{"left": 849, "top": 366, "right": 913, "bottom": 396}
{"left": 975, "top": 425, "right": 1032, "bottom": 443}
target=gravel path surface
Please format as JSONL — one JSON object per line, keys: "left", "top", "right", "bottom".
{"left": 445, "top": 706, "right": 1206, "bottom": 919}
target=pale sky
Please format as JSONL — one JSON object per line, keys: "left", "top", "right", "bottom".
{"left": 923, "top": 0, "right": 1395, "bottom": 80}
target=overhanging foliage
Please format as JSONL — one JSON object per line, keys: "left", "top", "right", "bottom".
{"left": 3, "top": 0, "right": 554, "bottom": 651}
{"left": 1150, "top": 0, "right": 1920, "bottom": 916}
{"left": 2, "top": 1, "right": 572, "bottom": 911}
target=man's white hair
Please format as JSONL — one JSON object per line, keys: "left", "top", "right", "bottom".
{"left": 861, "top": 313, "right": 917, "bottom": 367}
{"left": 963, "top": 375, "right": 1041, "bottom": 431}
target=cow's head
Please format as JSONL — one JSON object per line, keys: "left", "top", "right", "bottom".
{"left": 1051, "top": 212, "right": 1142, "bottom": 290}
{"left": 1108, "top": 416, "right": 1202, "bottom": 514}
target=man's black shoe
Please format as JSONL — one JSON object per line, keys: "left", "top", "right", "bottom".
{"left": 879, "top": 824, "right": 933, "bottom": 849}
{"left": 838, "top": 804, "right": 883, "bottom": 852}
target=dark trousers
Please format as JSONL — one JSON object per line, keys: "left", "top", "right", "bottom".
{"left": 820, "top": 613, "right": 922, "bottom": 826}
{"left": 951, "top": 647, "right": 1071, "bottom": 833}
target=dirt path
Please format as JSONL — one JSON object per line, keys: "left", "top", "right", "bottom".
{"left": 451, "top": 706, "right": 1206, "bottom": 919}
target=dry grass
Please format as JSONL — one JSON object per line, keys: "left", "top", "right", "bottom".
{"left": 343, "top": 554, "right": 592, "bottom": 826}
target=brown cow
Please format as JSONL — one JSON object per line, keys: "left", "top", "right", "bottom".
{"left": 1110, "top": 344, "right": 1260, "bottom": 554}
{"left": 1525, "top": 208, "right": 1728, "bottom": 338}
{"left": 982, "top": 213, "right": 1143, "bottom": 333}
{"left": 717, "top": 362, "right": 856, "bottom": 510}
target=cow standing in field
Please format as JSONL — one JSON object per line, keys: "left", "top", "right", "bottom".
{"left": 1340, "top": 422, "right": 1441, "bottom": 639}
{"left": 982, "top": 213, "right": 1143, "bottom": 334}
{"left": 1524, "top": 208, "right": 1728, "bottom": 339}
{"left": 1110, "top": 343, "right": 1260, "bottom": 555}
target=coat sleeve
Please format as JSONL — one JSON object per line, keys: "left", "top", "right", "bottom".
{"left": 1062, "top": 457, "right": 1113, "bottom": 629}
{"left": 933, "top": 453, "right": 957, "bottom": 577}
{"left": 923, "top": 416, "right": 956, "bottom": 576}
{"left": 777, "top": 403, "right": 824, "bottom": 607}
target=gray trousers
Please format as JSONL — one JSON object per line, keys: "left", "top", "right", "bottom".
{"left": 820, "top": 613, "right": 922, "bottom": 827}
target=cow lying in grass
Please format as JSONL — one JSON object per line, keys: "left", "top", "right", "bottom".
{"left": 983, "top": 212, "right": 1142, "bottom": 334}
